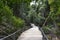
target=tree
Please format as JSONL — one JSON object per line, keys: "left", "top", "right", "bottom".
{"left": 0, "top": 0, "right": 25, "bottom": 35}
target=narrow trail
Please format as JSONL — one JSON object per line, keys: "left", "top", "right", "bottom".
{"left": 17, "top": 24, "right": 43, "bottom": 40}
{"left": 0, "top": 24, "right": 48, "bottom": 40}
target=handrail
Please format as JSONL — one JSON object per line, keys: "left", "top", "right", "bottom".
{"left": 40, "top": 28, "right": 49, "bottom": 40}
{"left": 0, "top": 29, "right": 21, "bottom": 40}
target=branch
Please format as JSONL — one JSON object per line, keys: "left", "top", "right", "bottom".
{"left": 42, "top": 12, "right": 52, "bottom": 27}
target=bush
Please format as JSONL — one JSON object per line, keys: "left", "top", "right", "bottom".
{"left": 42, "top": 25, "right": 52, "bottom": 34}
{"left": 11, "top": 16, "right": 25, "bottom": 28}
{"left": 0, "top": 0, "right": 25, "bottom": 34}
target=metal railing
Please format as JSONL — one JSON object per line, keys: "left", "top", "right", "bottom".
{"left": 0, "top": 27, "right": 49, "bottom": 40}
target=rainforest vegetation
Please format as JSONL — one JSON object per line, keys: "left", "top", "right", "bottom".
{"left": 0, "top": 0, "right": 60, "bottom": 40}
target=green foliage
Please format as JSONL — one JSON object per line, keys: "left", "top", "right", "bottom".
{"left": 42, "top": 25, "right": 52, "bottom": 34}
{"left": 55, "top": 30, "right": 60, "bottom": 36}
{"left": 6, "top": 0, "right": 32, "bottom": 4}
{"left": 0, "top": 0, "right": 25, "bottom": 34}
{"left": 0, "top": 0, "right": 60, "bottom": 39}
{"left": 0, "top": 5, "right": 13, "bottom": 23}
{"left": 24, "top": 0, "right": 46, "bottom": 25}
{"left": 12, "top": 16, "right": 24, "bottom": 28}
{"left": 48, "top": 0, "right": 60, "bottom": 37}
{"left": 48, "top": 0, "right": 54, "bottom": 4}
